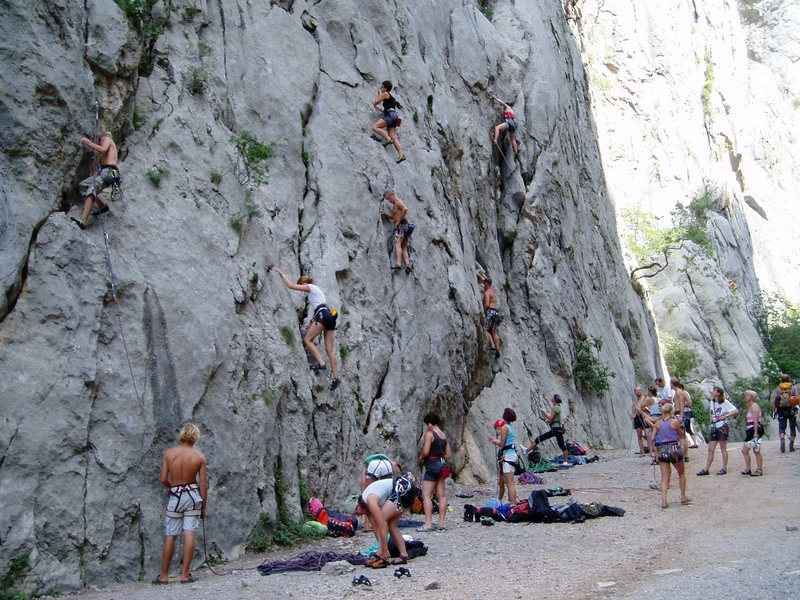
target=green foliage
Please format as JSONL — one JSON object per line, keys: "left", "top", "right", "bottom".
{"left": 230, "top": 130, "right": 275, "bottom": 187}
{"left": 132, "top": 107, "right": 144, "bottom": 129}
{"left": 685, "top": 386, "right": 709, "bottom": 431}
{"left": 573, "top": 338, "right": 615, "bottom": 397}
{"left": 301, "top": 150, "right": 310, "bottom": 167}
{"left": 38, "top": 590, "right": 62, "bottom": 598}
{"left": 661, "top": 332, "right": 701, "bottom": 382}
{"left": 478, "top": 0, "right": 495, "bottom": 20}
{"left": 1, "top": 553, "right": 29, "bottom": 599}
{"left": 622, "top": 183, "right": 715, "bottom": 280}
{"left": 701, "top": 48, "right": 715, "bottom": 120}
{"left": 250, "top": 272, "right": 259, "bottom": 285}
{"left": 210, "top": 170, "right": 222, "bottom": 184}
{"left": 181, "top": 5, "right": 202, "bottom": 20}
{"left": 198, "top": 41, "right": 212, "bottom": 57}
{"left": 228, "top": 215, "right": 245, "bottom": 235}
{"left": 340, "top": 344, "right": 350, "bottom": 360}
{"left": 793, "top": 98, "right": 800, "bottom": 109}
{"left": 412, "top": 111, "right": 419, "bottom": 124}
{"left": 146, "top": 166, "right": 168, "bottom": 186}
{"left": 0, "top": 591, "right": 26, "bottom": 600}
{"left": 756, "top": 295, "right": 800, "bottom": 378}
{"left": 150, "top": 117, "right": 164, "bottom": 135}
{"left": 115, "top": 0, "right": 170, "bottom": 76}
{"left": 278, "top": 325, "right": 295, "bottom": 347}
{"left": 183, "top": 66, "right": 209, "bottom": 95}
{"left": 260, "top": 386, "right": 275, "bottom": 407}
{"left": 245, "top": 204, "right": 262, "bottom": 218}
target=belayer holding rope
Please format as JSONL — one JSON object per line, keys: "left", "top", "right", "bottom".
{"left": 370, "top": 80, "right": 406, "bottom": 163}
{"left": 490, "top": 94, "right": 520, "bottom": 154}
{"left": 275, "top": 269, "right": 341, "bottom": 391}
{"left": 526, "top": 394, "right": 571, "bottom": 467}
{"left": 72, "top": 131, "right": 121, "bottom": 230}
{"left": 487, "top": 408, "right": 519, "bottom": 504}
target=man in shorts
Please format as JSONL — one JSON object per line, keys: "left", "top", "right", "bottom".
{"left": 379, "top": 190, "right": 414, "bottom": 273}
{"left": 476, "top": 271, "right": 502, "bottom": 357}
{"left": 72, "top": 132, "right": 120, "bottom": 230}
{"left": 153, "top": 423, "right": 208, "bottom": 584}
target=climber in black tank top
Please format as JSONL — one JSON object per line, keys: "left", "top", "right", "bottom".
{"left": 371, "top": 80, "right": 406, "bottom": 163}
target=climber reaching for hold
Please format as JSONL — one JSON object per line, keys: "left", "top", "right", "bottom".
{"left": 371, "top": 80, "right": 406, "bottom": 163}
{"left": 490, "top": 94, "right": 519, "bottom": 154}
{"left": 379, "top": 189, "right": 414, "bottom": 273}
{"left": 72, "top": 132, "right": 120, "bottom": 230}
{"left": 476, "top": 271, "right": 502, "bottom": 357}
{"left": 276, "top": 269, "right": 341, "bottom": 391}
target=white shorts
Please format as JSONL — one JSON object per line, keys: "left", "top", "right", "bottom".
{"left": 165, "top": 483, "right": 202, "bottom": 536}
{"left": 501, "top": 452, "right": 518, "bottom": 474}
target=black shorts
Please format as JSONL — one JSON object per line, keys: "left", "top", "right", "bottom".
{"left": 504, "top": 117, "right": 517, "bottom": 132}
{"left": 683, "top": 418, "right": 693, "bottom": 435}
{"left": 709, "top": 425, "right": 729, "bottom": 441}
{"left": 423, "top": 459, "right": 450, "bottom": 482}
{"left": 633, "top": 414, "right": 646, "bottom": 430}
{"left": 744, "top": 425, "right": 764, "bottom": 442}
{"left": 314, "top": 307, "right": 337, "bottom": 331}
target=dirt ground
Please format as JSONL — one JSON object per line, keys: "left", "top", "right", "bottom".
{"left": 66, "top": 440, "right": 800, "bottom": 600}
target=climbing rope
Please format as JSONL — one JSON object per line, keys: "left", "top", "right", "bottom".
{"left": 494, "top": 140, "right": 516, "bottom": 171}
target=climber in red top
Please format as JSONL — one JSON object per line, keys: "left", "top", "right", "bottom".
{"left": 491, "top": 94, "right": 519, "bottom": 153}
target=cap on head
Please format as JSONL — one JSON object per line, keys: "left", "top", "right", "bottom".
{"left": 494, "top": 419, "right": 506, "bottom": 428}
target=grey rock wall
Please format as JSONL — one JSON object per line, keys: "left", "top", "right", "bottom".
{"left": 3, "top": 0, "right": 795, "bottom": 593}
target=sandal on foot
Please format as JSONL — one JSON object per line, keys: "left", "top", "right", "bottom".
{"left": 751, "top": 470, "right": 763, "bottom": 477}
{"left": 680, "top": 498, "right": 692, "bottom": 505}
{"left": 391, "top": 556, "right": 409, "bottom": 565}
{"left": 741, "top": 470, "right": 751, "bottom": 475}
{"left": 180, "top": 575, "right": 198, "bottom": 584}
{"left": 365, "top": 556, "right": 389, "bottom": 569}
{"left": 716, "top": 469, "right": 727, "bottom": 475}
{"left": 661, "top": 503, "right": 668, "bottom": 509}
{"left": 696, "top": 469, "right": 709, "bottom": 476}
{"left": 152, "top": 578, "right": 169, "bottom": 585}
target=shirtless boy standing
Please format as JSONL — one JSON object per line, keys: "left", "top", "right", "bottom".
{"left": 153, "top": 423, "right": 208, "bottom": 585}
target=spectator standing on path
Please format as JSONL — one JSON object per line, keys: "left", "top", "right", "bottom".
{"left": 741, "top": 391, "right": 765, "bottom": 476}
{"left": 772, "top": 374, "right": 798, "bottom": 453}
{"left": 655, "top": 377, "right": 673, "bottom": 402}
{"left": 631, "top": 386, "right": 647, "bottom": 455}
{"left": 487, "top": 408, "right": 519, "bottom": 504}
{"left": 671, "top": 379, "right": 691, "bottom": 461}
{"left": 697, "top": 386, "right": 739, "bottom": 476}
{"left": 418, "top": 411, "right": 451, "bottom": 533}
{"left": 476, "top": 271, "right": 502, "bottom": 358}
{"left": 646, "top": 385, "right": 661, "bottom": 464}
{"left": 153, "top": 423, "right": 208, "bottom": 585}
{"left": 645, "top": 403, "right": 690, "bottom": 509}
{"left": 526, "top": 395, "right": 571, "bottom": 466}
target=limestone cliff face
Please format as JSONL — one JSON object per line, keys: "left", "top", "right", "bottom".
{"left": 579, "top": 0, "right": 800, "bottom": 387}
{"left": 0, "top": 0, "right": 794, "bottom": 592}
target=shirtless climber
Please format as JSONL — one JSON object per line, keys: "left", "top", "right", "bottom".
{"left": 72, "top": 132, "right": 120, "bottom": 230}
{"left": 379, "top": 189, "right": 414, "bottom": 273}
{"left": 153, "top": 423, "right": 208, "bottom": 585}
{"left": 476, "top": 271, "right": 502, "bottom": 357}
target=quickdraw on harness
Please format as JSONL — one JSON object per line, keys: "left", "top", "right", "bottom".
{"left": 389, "top": 473, "right": 416, "bottom": 510}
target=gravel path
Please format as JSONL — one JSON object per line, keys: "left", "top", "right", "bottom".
{"left": 65, "top": 441, "right": 800, "bottom": 600}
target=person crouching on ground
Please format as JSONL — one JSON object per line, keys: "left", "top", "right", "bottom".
{"left": 355, "top": 476, "right": 414, "bottom": 568}
{"left": 526, "top": 395, "right": 571, "bottom": 466}
{"left": 645, "top": 403, "right": 690, "bottom": 509}
{"left": 487, "top": 408, "right": 518, "bottom": 504}
{"left": 153, "top": 423, "right": 208, "bottom": 585}
{"left": 360, "top": 453, "right": 399, "bottom": 532}
{"left": 418, "top": 411, "right": 451, "bottom": 532}
{"left": 741, "top": 390, "right": 764, "bottom": 477}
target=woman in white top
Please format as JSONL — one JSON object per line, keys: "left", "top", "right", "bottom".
{"left": 276, "top": 269, "right": 340, "bottom": 390}
{"left": 697, "top": 386, "right": 739, "bottom": 476}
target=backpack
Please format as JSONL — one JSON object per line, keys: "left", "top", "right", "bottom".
{"left": 777, "top": 383, "right": 799, "bottom": 409}
{"left": 315, "top": 509, "right": 357, "bottom": 537}
{"left": 566, "top": 440, "right": 586, "bottom": 456}
{"left": 388, "top": 473, "right": 418, "bottom": 510}
{"left": 506, "top": 499, "right": 532, "bottom": 523}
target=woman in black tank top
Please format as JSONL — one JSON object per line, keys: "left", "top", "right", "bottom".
{"left": 418, "top": 411, "right": 451, "bottom": 531}
{"left": 370, "top": 80, "right": 406, "bottom": 163}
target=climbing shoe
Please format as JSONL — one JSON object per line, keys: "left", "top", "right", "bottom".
{"left": 391, "top": 264, "right": 402, "bottom": 270}
{"left": 404, "top": 264, "right": 413, "bottom": 274}
{"left": 70, "top": 217, "right": 87, "bottom": 230}
{"left": 395, "top": 155, "right": 406, "bottom": 164}
{"left": 91, "top": 206, "right": 110, "bottom": 217}
{"left": 394, "top": 566, "right": 411, "bottom": 578}
{"left": 329, "top": 378, "right": 341, "bottom": 392}
{"left": 352, "top": 575, "right": 371, "bottom": 586}
{"left": 310, "top": 364, "right": 327, "bottom": 372}
{"left": 382, "top": 139, "right": 394, "bottom": 147}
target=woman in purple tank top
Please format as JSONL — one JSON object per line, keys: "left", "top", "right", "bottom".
{"left": 647, "top": 403, "right": 691, "bottom": 509}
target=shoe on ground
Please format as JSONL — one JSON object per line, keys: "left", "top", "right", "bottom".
{"left": 751, "top": 469, "right": 763, "bottom": 477}
{"left": 329, "top": 378, "right": 341, "bottom": 391}
{"left": 696, "top": 469, "right": 709, "bottom": 476}
{"left": 395, "top": 155, "right": 406, "bottom": 163}
{"left": 560, "top": 461, "right": 571, "bottom": 467}
{"left": 404, "top": 264, "right": 413, "bottom": 274}
{"left": 741, "top": 470, "right": 751, "bottom": 475}
{"left": 70, "top": 217, "right": 87, "bottom": 230}
{"left": 716, "top": 469, "right": 727, "bottom": 475}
